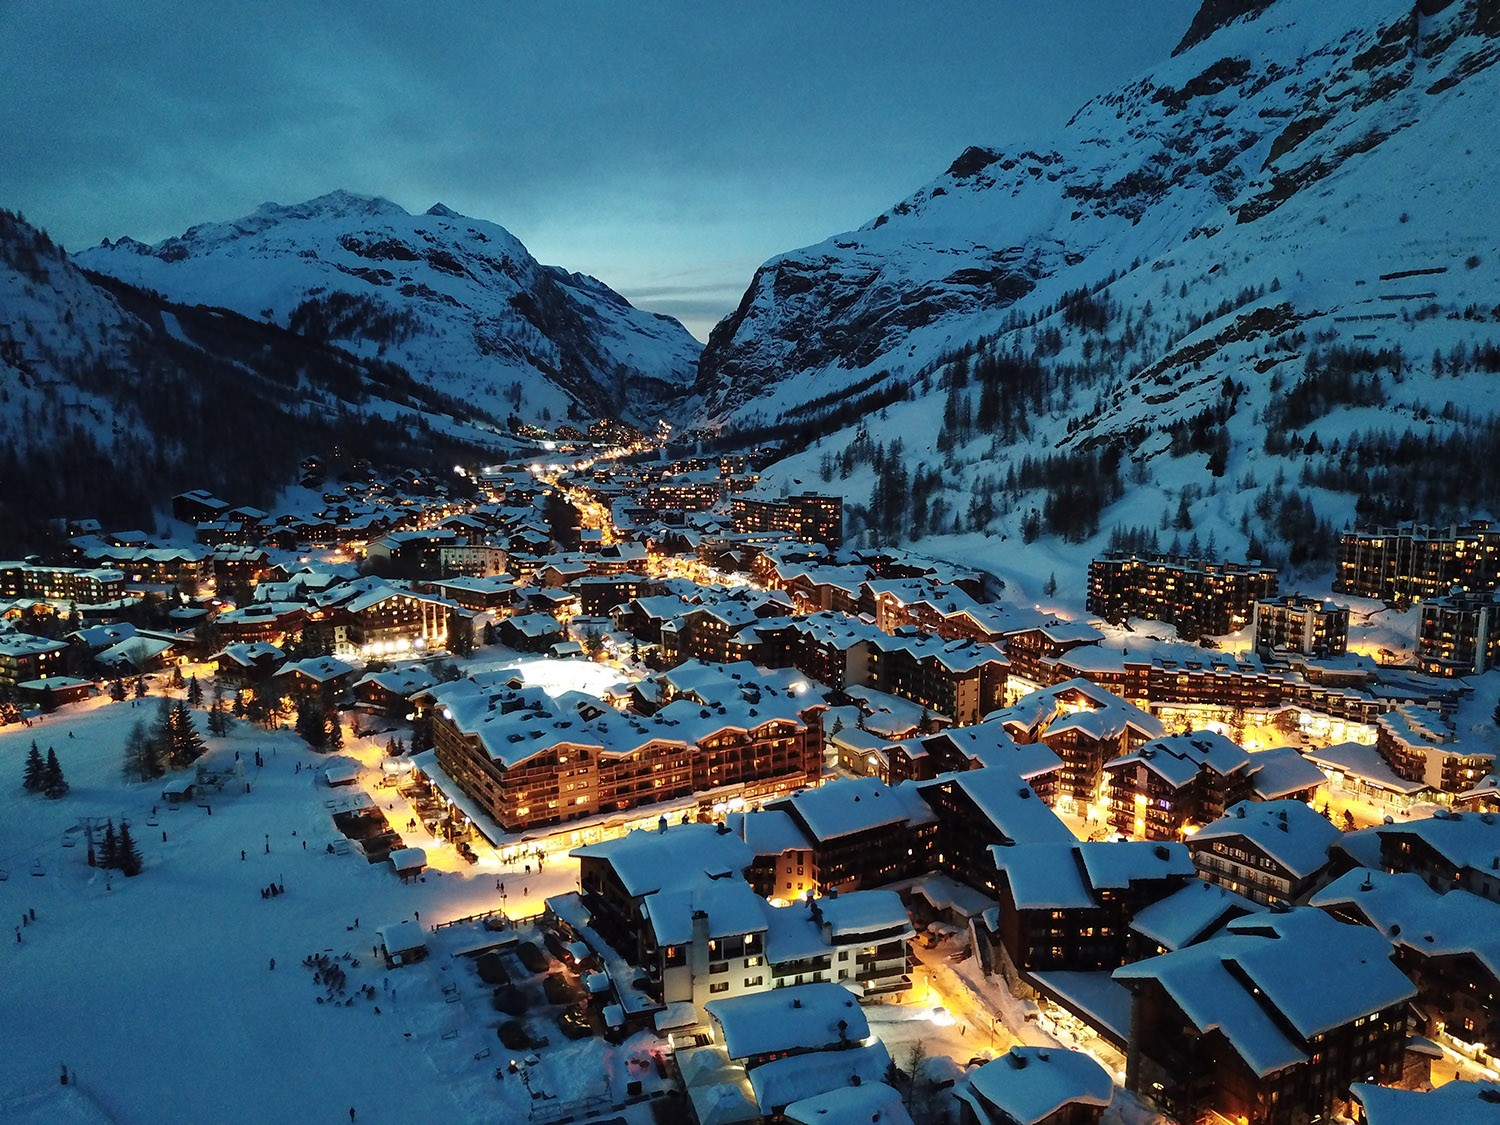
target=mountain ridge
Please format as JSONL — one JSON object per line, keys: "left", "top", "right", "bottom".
{"left": 80, "top": 190, "right": 702, "bottom": 427}
{"left": 694, "top": 0, "right": 1500, "bottom": 582}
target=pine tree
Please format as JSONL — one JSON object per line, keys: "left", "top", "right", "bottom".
{"left": 325, "top": 710, "right": 343, "bottom": 751}
{"left": 133, "top": 677, "right": 148, "bottom": 699}
{"left": 123, "top": 719, "right": 164, "bottom": 782}
{"left": 170, "top": 665, "right": 185, "bottom": 690}
{"left": 100, "top": 820, "right": 119, "bottom": 869}
{"left": 42, "top": 748, "right": 68, "bottom": 798}
{"left": 109, "top": 678, "right": 127, "bottom": 703}
{"left": 207, "top": 699, "right": 229, "bottom": 738}
{"left": 1044, "top": 573, "right": 1058, "bottom": 597}
{"left": 187, "top": 676, "right": 204, "bottom": 708}
{"left": 296, "top": 698, "right": 328, "bottom": 750}
{"left": 23, "top": 741, "right": 45, "bottom": 793}
{"left": 163, "top": 702, "right": 206, "bottom": 769}
{"left": 116, "top": 821, "right": 143, "bottom": 877}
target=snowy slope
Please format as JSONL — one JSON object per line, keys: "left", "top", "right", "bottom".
{"left": 79, "top": 191, "right": 702, "bottom": 426}
{"left": 0, "top": 209, "right": 518, "bottom": 540}
{"left": 700, "top": 0, "right": 1500, "bottom": 583}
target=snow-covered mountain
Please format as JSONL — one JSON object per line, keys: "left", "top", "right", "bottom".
{"left": 79, "top": 191, "right": 701, "bottom": 426}
{"left": 700, "top": 0, "right": 1500, "bottom": 581}
{"left": 0, "top": 208, "right": 510, "bottom": 541}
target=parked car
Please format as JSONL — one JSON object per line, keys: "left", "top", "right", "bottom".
{"left": 491, "top": 984, "right": 528, "bottom": 1016}
{"left": 557, "top": 1006, "right": 592, "bottom": 1040}
{"left": 476, "top": 951, "right": 510, "bottom": 985}
{"left": 516, "top": 941, "right": 549, "bottom": 975}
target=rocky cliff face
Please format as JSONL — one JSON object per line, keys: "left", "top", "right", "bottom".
{"left": 80, "top": 191, "right": 702, "bottom": 426}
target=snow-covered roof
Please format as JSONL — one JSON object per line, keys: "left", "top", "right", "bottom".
{"left": 706, "top": 981, "right": 866, "bottom": 1061}
{"left": 746, "top": 1042, "right": 891, "bottom": 1113}
{"left": 1245, "top": 745, "right": 1327, "bottom": 799}
{"left": 992, "top": 844, "right": 1094, "bottom": 910}
{"left": 732, "top": 808, "right": 813, "bottom": 857}
{"left": 209, "top": 641, "right": 285, "bottom": 666}
{"left": 276, "top": 655, "right": 355, "bottom": 682}
{"left": 388, "top": 847, "right": 427, "bottom": 872}
{"left": 1191, "top": 800, "right": 1341, "bottom": 879}
{"left": 1129, "top": 880, "right": 1262, "bottom": 952}
{"left": 1350, "top": 1079, "right": 1500, "bottom": 1124}
{"left": 958, "top": 1046, "right": 1112, "bottom": 1125}
{"left": 784, "top": 1082, "right": 914, "bottom": 1125}
{"left": 816, "top": 890, "right": 911, "bottom": 940}
{"left": 376, "top": 919, "right": 426, "bottom": 954}
{"left": 1106, "top": 729, "right": 1252, "bottom": 788}
{"left": 645, "top": 877, "right": 769, "bottom": 947}
{"left": 1375, "top": 810, "right": 1500, "bottom": 873}
{"left": 1311, "top": 867, "right": 1500, "bottom": 979}
{"left": 920, "top": 766, "right": 1075, "bottom": 845}
{"left": 1115, "top": 908, "right": 1415, "bottom": 1076}
{"left": 775, "top": 777, "right": 934, "bottom": 842}
{"left": 573, "top": 821, "right": 754, "bottom": 898}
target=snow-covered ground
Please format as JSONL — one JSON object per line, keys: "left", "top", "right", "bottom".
{"left": 0, "top": 689, "right": 658, "bottom": 1124}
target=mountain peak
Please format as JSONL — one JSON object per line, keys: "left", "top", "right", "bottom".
{"left": 251, "top": 190, "right": 410, "bottom": 223}
{"left": 425, "top": 202, "right": 463, "bottom": 219}
{"left": 1172, "top": 0, "right": 1275, "bottom": 55}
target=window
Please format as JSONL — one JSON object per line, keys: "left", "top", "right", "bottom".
{"left": 709, "top": 982, "right": 729, "bottom": 994}
{"left": 710, "top": 962, "right": 729, "bottom": 975}
{"left": 744, "top": 975, "right": 763, "bottom": 988}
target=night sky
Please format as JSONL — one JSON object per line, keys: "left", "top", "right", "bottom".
{"left": 2, "top": 1, "right": 1196, "bottom": 339}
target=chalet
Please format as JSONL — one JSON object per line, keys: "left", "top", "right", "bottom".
{"left": 1313, "top": 868, "right": 1500, "bottom": 1064}
{"left": 1375, "top": 706, "right": 1494, "bottom": 796}
{"left": 1000, "top": 622, "right": 1105, "bottom": 684}
{"left": 985, "top": 840, "right": 1195, "bottom": 979}
{"left": 209, "top": 642, "right": 285, "bottom": 685}
{"left": 426, "top": 676, "right": 824, "bottom": 833}
{"left": 955, "top": 1046, "right": 1112, "bottom": 1125}
{"left": 339, "top": 584, "right": 458, "bottom": 658}
{"left": 1115, "top": 909, "right": 1415, "bottom": 1125}
{"left": 17, "top": 676, "right": 97, "bottom": 709}
{"left": 1372, "top": 810, "right": 1500, "bottom": 900}
{"left": 703, "top": 983, "right": 888, "bottom": 1117}
{"left": 766, "top": 778, "right": 937, "bottom": 893}
{"left": 352, "top": 666, "right": 438, "bottom": 717}
{"left": 497, "top": 612, "right": 564, "bottom": 653}
{"left": 275, "top": 656, "right": 356, "bottom": 700}
{"left": 1103, "top": 730, "right": 1254, "bottom": 840}
{"left": 990, "top": 680, "right": 1162, "bottom": 813}
{"left": 916, "top": 767, "right": 1076, "bottom": 896}
{"left": 575, "top": 573, "right": 656, "bottom": 617}
{"left": 1189, "top": 799, "right": 1341, "bottom": 906}
{"left": 429, "top": 575, "right": 519, "bottom": 614}
{"left": 172, "top": 490, "right": 232, "bottom": 524}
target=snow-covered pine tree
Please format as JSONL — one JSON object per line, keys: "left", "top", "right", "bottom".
{"left": 116, "top": 821, "right": 143, "bottom": 877}
{"left": 42, "top": 747, "right": 68, "bottom": 798}
{"left": 100, "top": 820, "right": 118, "bottom": 869}
{"left": 164, "top": 701, "right": 206, "bottom": 768}
{"left": 187, "top": 676, "right": 204, "bottom": 708}
{"left": 23, "top": 741, "right": 44, "bottom": 793}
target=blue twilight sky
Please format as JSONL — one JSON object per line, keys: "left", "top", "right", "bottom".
{"left": 1, "top": 2, "right": 1197, "bottom": 339}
